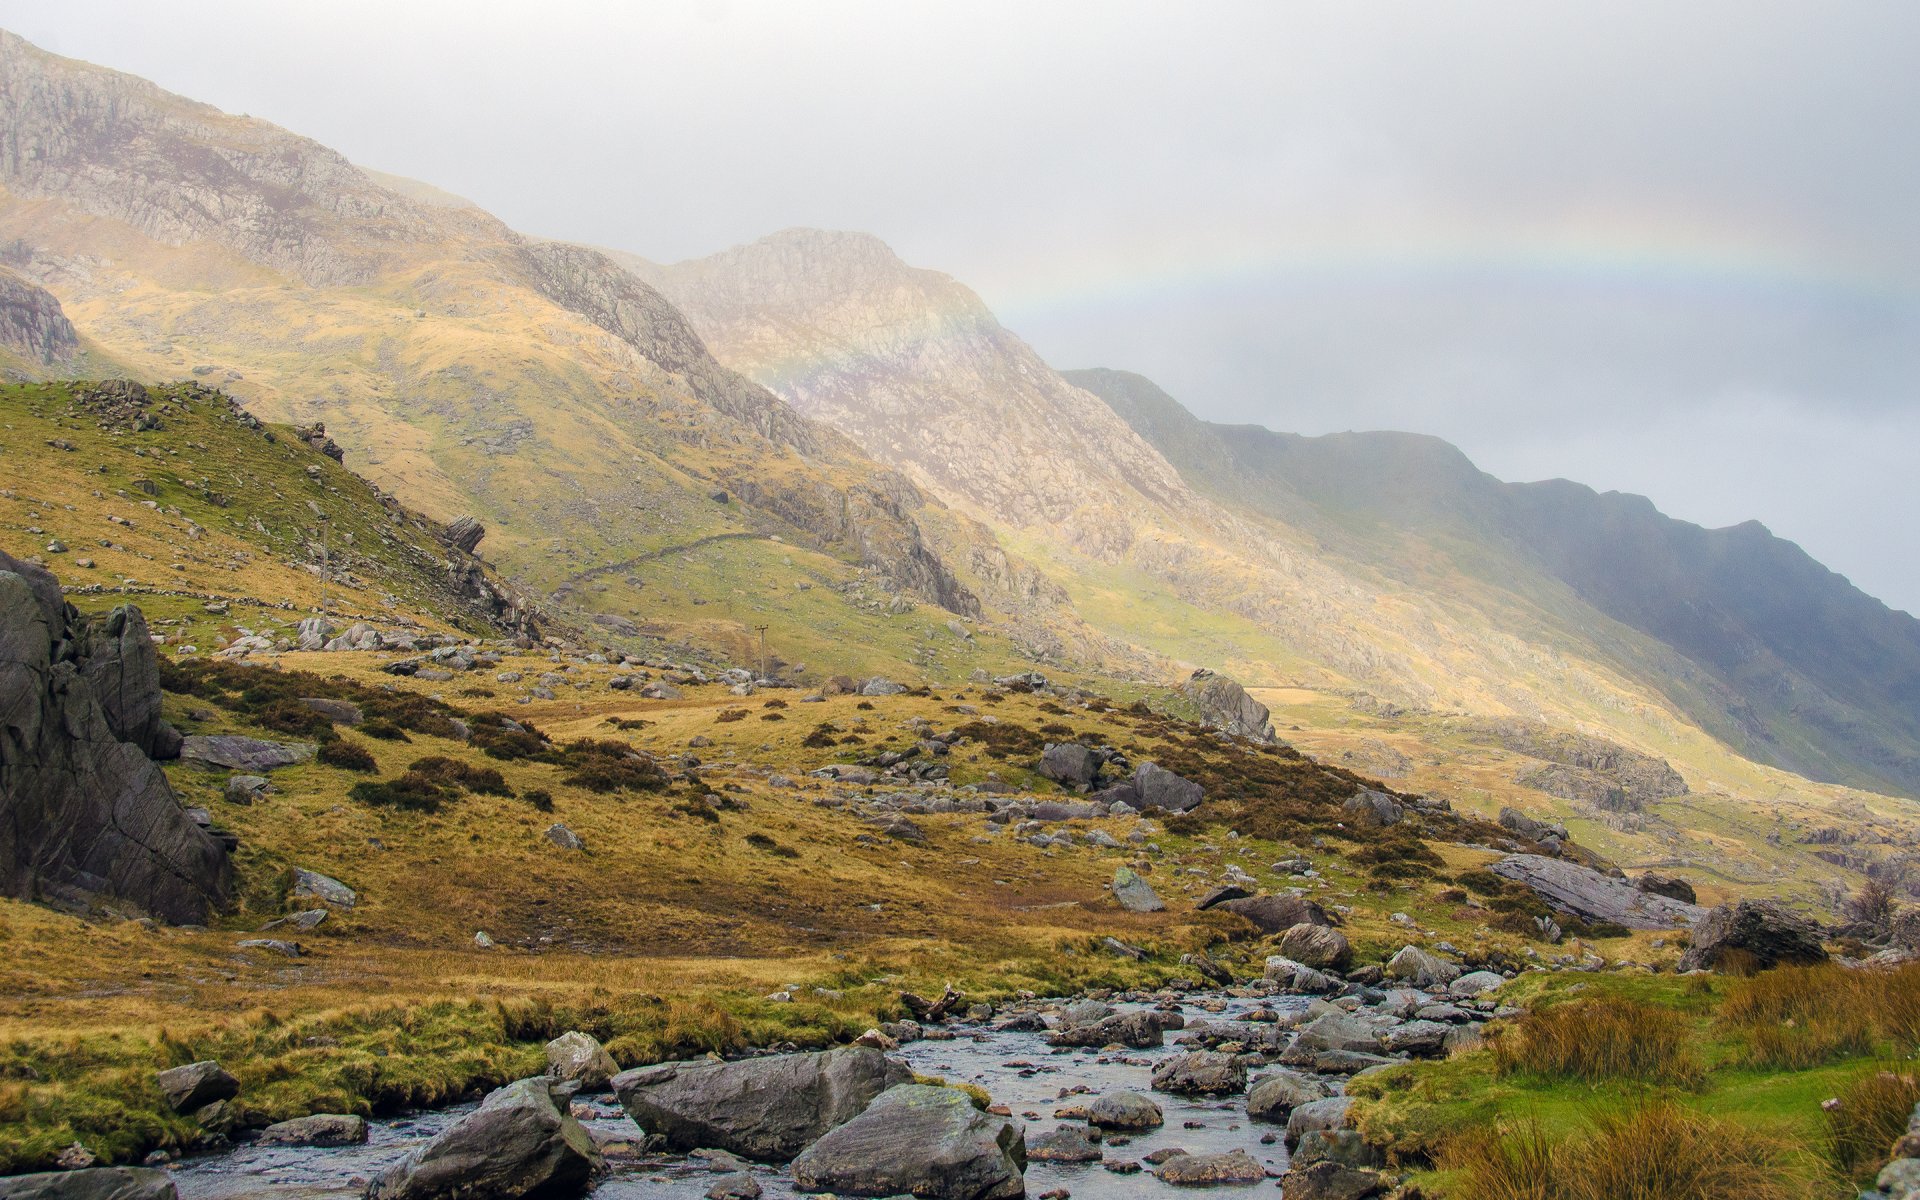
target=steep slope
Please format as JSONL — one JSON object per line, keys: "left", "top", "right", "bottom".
{"left": 1072, "top": 367, "right": 1920, "bottom": 798}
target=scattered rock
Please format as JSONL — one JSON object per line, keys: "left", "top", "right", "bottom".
{"left": 256, "top": 1114, "right": 368, "bottom": 1147}
{"left": 544, "top": 823, "right": 586, "bottom": 852}
{"left": 1087, "top": 1091, "right": 1163, "bottom": 1130}
{"left": 1246, "top": 1071, "right": 1329, "bottom": 1122}
{"left": 1150, "top": 1051, "right": 1246, "bottom": 1096}
{"left": 1027, "top": 1126, "right": 1102, "bottom": 1163}
{"left": 368, "top": 1076, "right": 602, "bottom": 1200}
{"left": 299, "top": 697, "right": 363, "bottom": 726}
{"left": 1340, "top": 790, "right": 1402, "bottom": 828}
{"left": 1384, "top": 945, "right": 1461, "bottom": 988}
{"left": 1275, "top": 1161, "right": 1389, "bottom": 1200}
{"left": 790, "top": 1084, "right": 1025, "bottom": 1200}
{"left": 704, "top": 1174, "right": 761, "bottom": 1200}
{"left": 1130, "top": 762, "right": 1203, "bottom": 812}
{"left": 1155, "top": 1148, "right": 1267, "bottom": 1185}
{"left": 179, "top": 735, "right": 315, "bottom": 773}
{"left": 1038, "top": 743, "right": 1100, "bottom": 788}
{"left": 290, "top": 868, "right": 356, "bottom": 909}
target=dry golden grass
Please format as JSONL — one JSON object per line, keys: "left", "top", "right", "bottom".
{"left": 1719, "top": 962, "right": 1920, "bottom": 1068}
{"left": 1488, "top": 998, "right": 1704, "bottom": 1087}
{"left": 1821, "top": 1066, "right": 1920, "bottom": 1178}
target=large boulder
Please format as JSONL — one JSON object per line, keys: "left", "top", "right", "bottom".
{"left": 1488, "top": 854, "right": 1705, "bottom": 930}
{"left": 1216, "top": 893, "right": 1334, "bottom": 934}
{"left": 1246, "top": 1070, "right": 1328, "bottom": 1122}
{"left": 1156, "top": 1149, "right": 1268, "bottom": 1185}
{"left": 1087, "top": 1090, "right": 1163, "bottom": 1130}
{"left": 368, "top": 1076, "right": 602, "bottom": 1200}
{"left": 256, "top": 1113, "right": 368, "bottom": 1147}
{"left": 1383, "top": 946, "right": 1461, "bottom": 988}
{"left": 1130, "top": 762, "right": 1204, "bottom": 812}
{"left": 1150, "top": 1051, "right": 1246, "bottom": 1095}
{"left": 1678, "top": 899, "right": 1829, "bottom": 973}
{"left": 155, "top": 1060, "right": 238, "bottom": 1112}
{"left": 1111, "top": 866, "right": 1164, "bottom": 913}
{"left": 1341, "top": 790, "right": 1402, "bottom": 828}
{"left": 1048, "top": 1009, "right": 1178, "bottom": 1049}
{"left": 1275, "top": 1161, "right": 1389, "bottom": 1200}
{"left": 544, "top": 1031, "right": 618, "bottom": 1091}
{"left": 0, "top": 1169, "right": 178, "bottom": 1200}
{"left": 1037, "top": 743, "right": 1100, "bottom": 788}
{"left": 611, "top": 1046, "right": 909, "bottom": 1162}
{"left": 790, "top": 1084, "right": 1025, "bottom": 1200}
{"left": 1279, "top": 923, "right": 1352, "bottom": 970}
{"left": 1634, "top": 873, "right": 1697, "bottom": 905}
{"left": 178, "top": 735, "right": 315, "bottom": 772}
{"left": 0, "top": 555, "right": 230, "bottom": 924}
{"left": 1182, "top": 668, "right": 1276, "bottom": 742}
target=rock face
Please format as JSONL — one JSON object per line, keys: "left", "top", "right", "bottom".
{"left": 1679, "top": 899, "right": 1829, "bottom": 973}
{"left": 0, "top": 268, "right": 78, "bottom": 365}
{"left": 0, "top": 554, "right": 230, "bottom": 924}
{"left": 1488, "top": 854, "right": 1705, "bottom": 930}
{"left": 790, "top": 1084, "right": 1026, "bottom": 1200}
{"left": 0, "top": 1168, "right": 179, "bottom": 1200}
{"left": 369, "top": 1076, "right": 602, "bottom": 1200}
{"left": 1183, "top": 669, "right": 1277, "bottom": 742}
{"left": 611, "top": 1046, "right": 909, "bottom": 1162}
{"left": 74, "top": 606, "right": 180, "bottom": 759}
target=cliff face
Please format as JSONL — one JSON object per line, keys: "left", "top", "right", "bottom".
{"left": 0, "top": 551, "right": 229, "bottom": 924}
{"left": 0, "top": 267, "right": 78, "bottom": 364}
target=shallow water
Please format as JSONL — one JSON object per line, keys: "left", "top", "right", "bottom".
{"left": 171, "top": 992, "right": 1313, "bottom": 1199}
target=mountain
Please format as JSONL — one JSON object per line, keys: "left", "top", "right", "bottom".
{"left": 1071, "top": 366, "right": 1920, "bottom": 798}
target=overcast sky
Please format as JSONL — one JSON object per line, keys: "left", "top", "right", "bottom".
{"left": 8, "top": 1, "right": 1918, "bottom": 613}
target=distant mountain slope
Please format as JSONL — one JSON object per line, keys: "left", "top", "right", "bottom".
{"left": 1070, "top": 366, "right": 1920, "bottom": 797}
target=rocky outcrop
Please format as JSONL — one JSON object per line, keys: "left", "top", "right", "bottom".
{"left": 0, "top": 268, "right": 78, "bottom": 365}
{"left": 1679, "top": 899, "right": 1829, "bottom": 973}
{"left": 789, "top": 1084, "right": 1026, "bottom": 1200}
{"left": 368, "top": 1077, "right": 602, "bottom": 1200}
{"left": 1489, "top": 854, "right": 1705, "bottom": 930}
{"left": 1183, "top": 669, "right": 1276, "bottom": 743}
{"left": 74, "top": 606, "right": 180, "bottom": 759}
{"left": 611, "top": 1046, "right": 909, "bottom": 1162}
{"left": 442, "top": 516, "right": 486, "bottom": 554}
{"left": 0, "top": 553, "right": 229, "bottom": 923}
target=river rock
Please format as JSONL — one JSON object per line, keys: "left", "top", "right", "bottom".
{"left": 1027, "top": 1126, "right": 1102, "bottom": 1162}
{"left": 1678, "top": 899, "right": 1829, "bottom": 972}
{"left": 0, "top": 1168, "right": 179, "bottom": 1200}
{"left": 1279, "top": 923, "right": 1352, "bottom": 970}
{"left": 545, "top": 1031, "right": 618, "bottom": 1090}
{"left": 179, "top": 735, "right": 315, "bottom": 772}
{"left": 256, "top": 1113, "right": 368, "bottom": 1146}
{"left": 612, "top": 1046, "right": 909, "bottom": 1161}
{"left": 789, "top": 1084, "right": 1025, "bottom": 1200}
{"left": 1215, "top": 893, "right": 1333, "bottom": 934}
{"left": 1150, "top": 1051, "right": 1246, "bottom": 1096}
{"left": 704, "top": 1175, "right": 760, "bottom": 1200}
{"left": 1049, "top": 1009, "right": 1176, "bottom": 1049}
{"left": 1384, "top": 945, "right": 1461, "bottom": 987}
{"left": 1263, "top": 956, "right": 1338, "bottom": 993}
{"left": 0, "top": 554, "right": 229, "bottom": 924}
{"left": 155, "top": 1060, "right": 238, "bottom": 1112}
{"left": 1182, "top": 668, "right": 1276, "bottom": 742}
{"left": 1111, "top": 866, "right": 1164, "bottom": 913}
{"left": 1156, "top": 1148, "right": 1267, "bottom": 1185}
{"left": 1380, "top": 1019, "right": 1451, "bottom": 1057}
{"left": 1130, "top": 761, "right": 1203, "bottom": 812}
{"left": 1294, "top": 1129, "right": 1384, "bottom": 1170}
{"left": 1287, "top": 1097, "right": 1353, "bottom": 1145}
{"left": 1488, "top": 854, "right": 1705, "bottom": 929}
{"left": 370, "top": 1076, "right": 600, "bottom": 1200}
{"left": 1087, "top": 1090, "right": 1163, "bottom": 1130}
{"left": 1275, "top": 1161, "right": 1389, "bottom": 1200}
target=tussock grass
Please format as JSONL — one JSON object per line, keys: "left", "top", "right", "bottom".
{"left": 1444, "top": 1102, "right": 1806, "bottom": 1200}
{"left": 1821, "top": 1066, "right": 1920, "bottom": 1179}
{"left": 1488, "top": 998, "right": 1703, "bottom": 1087}
{"left": 1719, "top": 962, "right": 1920, "bottom": 1068}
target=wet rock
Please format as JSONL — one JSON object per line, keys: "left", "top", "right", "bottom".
{"left": 256, "top": 1113, "right": 368, "bottom": 1147}
{"left": 612, "top": 1046, "right": 909, "bottom": 1161}
{"left": 1155, "top": 1148, "right": 1267, "bottom": 1185}
{"left": 1246, "top": 1070, "right": 1328, "bottom": 1122}
{"left": 1027, "top": 1126, "right": 1102, "bottom": 1162}
{"left": 156, "top": 1061, "right": 239, "bottom": 1113}
{"left": 790, "top": 1084, "right": 1025, "bottom": 1200}
{"left": 545, "top": 1031, "right": 619, "bottom": 1091}
{"left": 1275, "top": 1161, "right": 1389, "bottom": 1200}
{"left": 1087, "top": 1090, "right": 1163, "bottom": 1130}
{"left": 0, "top": 1168, "right": 179, "bottom": 1200}
{"left": 369, "top": 1076, "right": 602, "bottom": 1200}
{"left": 1150, "top": 1051, "right": 1246, "bottom": 1096}
{"left": 1049, "top": 1010, "right": 1175, "bottom": 1049}
{"left": 179, "top": 735, "right": 315, "bottom": 773}
{"left": 1384, "top": 945, "right": 1461, "bottom": 987}
{"left": 1215, "top": 893, "right": 1333, "bottom": 934}
{"left": 1111, "top": 866, "right": 1164, "bottom": 913}
{"left": 1279, "top": 923, "right": 1352, "bottom": 970}
{"left": 1489, "top": 854, "right": 1704, "bottom": 930}
{"left": 1678, "top": 899, "right": 1829, "bottom": 973}
{"left": 1130, "top": 762, "right": 1203, "bottom": 812}
{"left": 704, "top": 1175, "right": 761, "bottom": 1200}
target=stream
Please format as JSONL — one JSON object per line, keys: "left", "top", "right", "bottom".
{"left": 171, "top": 991, "right": 1318, "bottom": 1199}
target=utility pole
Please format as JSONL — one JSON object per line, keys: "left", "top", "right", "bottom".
{"left": 754, "top": 624, "right": 769, "bottom": 680}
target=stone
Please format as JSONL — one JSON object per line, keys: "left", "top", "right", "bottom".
{"left": 1294, "top": 1013, "right": 1387, "bottom": 1055}
{"left": 1678, "top": 899, "right": 1829, "bottom": 973}
{"left": 1384, "top": 945, "right": 1461, "bottom": 987}
{"left": 1877, "top": 1159, "right": 1920, "bottom": 1196}
{"left": 0, "top": 1169, "right": 179, "bottom": 1200}
{"left": 704, "top": 1175, "right": 761, "bottom": 1200}
{"left": 179, "top": 735, "right": 315, "bottom": 773}
{"left": 1027, "top": 1126, "right": 1102, "bottom": 1162}
{"left": 1449, "top": 971, "right": 1507, "bottom": 997}
{"left": 1182, "top": 668, "right": 1276, "bottom": 742}
{"left": 369, "top": 1076, "right": 601, "bottom": 1200}
{"left": 299, "top": 697, "right": 363, "bottom": 725}
{"left": 1275, "top": 1161, "right": 1389, "bottom": 1200}
{"left": 1216, "top": 893, "right": 1334, "bottom": 934}
{"left": 290, "top": 868, "right": 356, "bottom": 909}
{"left": 1287, "top": 1097, "right": 1353, "bottom": 1145}
{"left": 1038, "top": 743, "right": 1100, "bottom": 788}
{"left": 857, "top": 677, "right": 907, "bottom": 697}
{"left": 1379, "top": 1020, "right": 1451, "bottom": 1057}
{"left": 74, "top": 605, "right": 179, "bottom": 758}
{"left": 1263, "top": 956, "right": 1338, "bottom": 994}
{"left": 1340, "top": 790, "right": 1402, "bottom": 828}
{"left": 1130, "top": 762, "right": 1204, "bottom": 812}
{"left": 544, "top": 823, "right": 586, "bottom": 852}
{"left": 1155, "top": 1149, "right": 1268, "bottom": 1185}
{"left": 255, "top": 1113, "right": 368, "bottom": 1147}
{"left": 1111, "top": 866, "right": 1164, "bottom": 913}
{"left": 1498, "top": 806, "right": 1568, "bottom": 844}
{"left": 444, "top": 517, "right": 486, "bottom": 554}
{"left": 1087, "top": 1090, "right": 1163, "bottom": 1130}
{"left": 1488, "top": 854, "right": 1705, "bottom": 930}
{"left": 612, "top": 1046, "right": 909, "bottom": 1162}
{"left": 1049, "top": 1010, "right": 1174, "bottom": 1049}
{"left": 1246, "top": 1071, "right": 1328, "bottom": 1122}
{"left": 225, "top": 775, "right": 270, "bottom": 804}
{"left": 1150, "top": 1051, "right": 1246, "bottom": 1096}
{"left": 1279, "top": 923, "right": 1352, "bottom": 970}
{"left": 235, "top": 938, "right": 302, "bottom": 957}
{"left": 1634, "top": 872, "right": 1696, "bottom": 904}
{"left": 790, "top": 1084, "right": 1025, "bottom": 1200}
{"left": 1194, "top": 884, "right": 1251, "bottom": 910}
{"left": 545, "top": 1031, "right": 619, "bottom": 1091}
{"left": 0, "top": 555, "right": 229, "bottom": 923}
{"left": 155, "top": 1061, "right": 238, "bottom": 1112}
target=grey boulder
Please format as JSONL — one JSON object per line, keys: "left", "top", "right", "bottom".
{"left": 1087, "top": 1090, "right": 1163, "bottom": 1130}
{"left": 1150, "top": 1051, "right": 1246, "bottom": 1096}
{"left": 1488, "top": 854, "right": 1704, "bottom": 930}
{"left": 1384, "top": 945, "right": 1461, "bottom": 987}
{"left": 544, "top": 1031, "right": 618, "bottom": 1091}
{"left": 1216, "top": 893, "right": 1334, "bottom": 934}
{"left": 1111, "top": 866, "right": 1164, "bottom": 913}
{"left": 179, "top": 735, "right": 315, "bottom": 773}
{"left": 0, "top": 1169, "right": 178, "bottom": 1200}
{"left": 1182, "top": 668, "right": 1276, "bottom": 742}
{"left": 368, "top": 1076, "right": 602, "bottom": 1200}
{"left": 256, "top": 1113, "right": 368, "bottom": 1147}
{"left": 790, "top": 1084, "right": 1025, "bottom": 1200}
{"left": 1130, "top": 762, "right": 1203, "bottom": 812}
{"left": 611, "top": 1046, "right": 909, "bottom": 1162}
{"left": 1246, "top": 1070, "right": 1328, "bottom": 1122}
{"left": 1279, "top": 923, "right": 1352, "bottom": 970}
{"left": 1678, "top": 899, "right": 1828, "bottom": 973}
{"left": 155, "top": 1060, "right": 238, "bottom": 1113}
{"left": 1037, "top": 743, "right": 1099, "bottom": 788}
